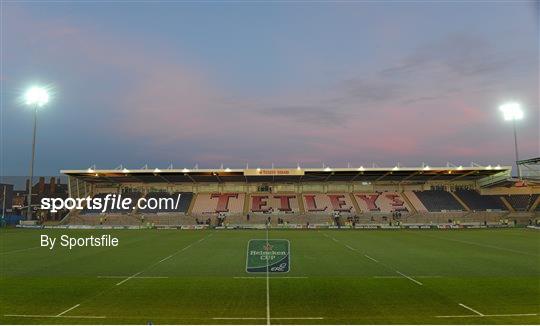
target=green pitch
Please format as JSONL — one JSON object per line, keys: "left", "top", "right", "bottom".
{"left": 1, "top": 228, "right": 539, "bottom": 324}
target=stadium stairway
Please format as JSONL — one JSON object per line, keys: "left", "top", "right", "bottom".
{"left": 400, "top": 192, "right": 418, "bottom": 214}
{"left": 187, "top": 193, "right": 197, "bottom": 215}
{"left": 450, "top": 191, "right": 470, "bottom": 211}
{"left": 58, "top": 210, "right": 75, "bottom": 225}
{"left": 348, "top": 193, "right": 362, "bottom": 213}
{"left": 530, "top": 196, "right": 540, "bottom": 212}
{"left": 243, "top": 194, "right": 250, "bottom": 215}
{"left": 298, "top": 194, "right": 306, "bottom": 213}
{"left": 499, "top": 196, "right": 515, "bottom": 212}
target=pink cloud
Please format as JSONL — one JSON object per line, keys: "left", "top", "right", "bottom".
{"left": 4, "top": 4, "right": 537, "bottom": 169}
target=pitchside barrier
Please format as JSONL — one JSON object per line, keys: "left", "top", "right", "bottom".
{"left": 16, "top": 222, "right": 516, "bottom": 230}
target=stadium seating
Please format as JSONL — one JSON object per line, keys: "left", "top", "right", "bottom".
{"left": 69, "top": 190, "right": 538, "bottom": 227}
{"left": 302, "top": 193, "right": 356, "bottom": 213}
{"left": 413, "top": 190, "right": 464, "bottom": 212}
{"left": 249, "top": 194, "right": 300, "bottom": 213}
{"left": 403, "top": 191, "right": 428, "bottom": 212}
{"left": 354, "top": 192, "right": 410, "bottom": 213}
{"left": 504, "top": 194, "right": 538, "bottom": 211}
{"left": 454, "top": 189, "right": 506, "bottom": 211}
{"left": 191, "top": 193, "right": 245, "bottom": 215}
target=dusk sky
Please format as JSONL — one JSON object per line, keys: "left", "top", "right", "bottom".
{"left": 1, "top": 1, "right": 539, "bottom": 176}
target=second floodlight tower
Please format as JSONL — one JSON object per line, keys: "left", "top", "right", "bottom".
{"left": 24, "top": 86, "right": 50, "bottom": 220}
{"left": 499, "top": 102, "right": 524, "bottom": 179}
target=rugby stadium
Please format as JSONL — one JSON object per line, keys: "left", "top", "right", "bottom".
{"left": 2, "top": 1, "right": 539, "bottom": 325}
{"left": 1, "top": 164, "right": 539, "bottom": 324}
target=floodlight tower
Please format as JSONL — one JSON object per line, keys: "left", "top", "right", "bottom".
{"left": 24, "top": 86, "right": 49, "bottom": 220}
{"left": 499, "top": 102, "right": 524, "bottom": 179}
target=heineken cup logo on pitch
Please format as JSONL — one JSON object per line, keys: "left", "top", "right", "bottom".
{"left": 246, "top": 239, "right": 290, "bottom": 273}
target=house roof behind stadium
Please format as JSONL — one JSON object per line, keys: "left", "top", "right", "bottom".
{"left": 61, "top": 165, "right": 511, "bottom": 184}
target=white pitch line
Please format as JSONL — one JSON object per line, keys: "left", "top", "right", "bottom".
{"left": 115, "top": 233, "right": 210, "bottom": 286}
{"left": 98, "top": 276, "right": 169, "bottom": 279}
{"left": 212, "top": 317, "right": 324, "bottom": 320}
{"left": 437, "top": 313, "right": 538, "bottom": 318}
{"left": 233, "top": 276, "right": 308, "bottom": 279}
{"left": 116, "top": 271, "right": 143, "bottom": 286}
{"left": 0, "top": 246, "right": 40, "bottom": 255}
{"left": 158, "top": 255, "right": 174, "bottom": 263}
{"left": 345, "top": 244, "right": 356, "bottom": 251}
{"left": 268, "top": 317, "right": 324, "bottom": 320}
{"left": 424, "top": 235, "right": 538, "bottom": 257}
{"left": 459, "top": 303, "right": 484, "bottom": 316}
{"left": 323, "top": 234, "right": 423, "bottom": 286}
{"left": 477, "top": 313, "right": 538, "bottom": 317}
{"left": 374, "top": 275, "right": 442, "bottom": 279}
{"left": 364, "top": 254, "right": 379, "bottom": 263}
{"left": 395, "top": 271, "right": 423, "bottom": 286}
{"left": 4, "top": 314, "right": 106, "bottom": 319}
{"left": 56, "top": 304, "right": 80, "bottom": 317}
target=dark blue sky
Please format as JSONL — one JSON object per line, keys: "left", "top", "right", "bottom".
{"left": 1, "top": 1, "right": 539, "bottom": 176}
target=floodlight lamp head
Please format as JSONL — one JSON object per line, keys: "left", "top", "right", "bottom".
{"left": 25, "top": 87, "right": 49, "bottom": 107}
{"left": 499, "top": 102, "right": 523, "bottom": 121}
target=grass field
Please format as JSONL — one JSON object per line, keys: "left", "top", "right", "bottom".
{"left": 1, "top": 228, "right": 539, "bottom": 324}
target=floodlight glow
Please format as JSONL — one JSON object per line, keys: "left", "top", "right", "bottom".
{"left": 495, "top": 165, "right": 501, "bottom": 170}
{"left": 423, "top": 165, "right": 430, "bottom": 171}
{"left": 358, "top": 166, "right": 365, "bottom": 171}
{"left": 392, "top": 166, "right": 399, "bottom": 171}
{"left": 122, "top": 168, "right": 129, "bottom": 173}
{"left": 324, "top": 167, "right": 332, "bottom": 172}
{"left": 457, "top": 165, "right": 463, "bottom": 170}
{"left": 486, "top": 165, "right": 492, "bottom": 170}
{"left": 225, "top": 168, "right": 231, "bottom": 172}
{"left": 25, "top": 87, "right": 49, "bottom": 107}
{"left": 154, "top": 168, "right": 161, "bottom": 173}
{"left": 182, "top": 168, "right": 190, "bottom": 173}
{"left": 499, "top": 102, "right": 523, "bottom": 121}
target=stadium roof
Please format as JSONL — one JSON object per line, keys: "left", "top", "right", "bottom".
{"left": 61, "top": 165, "right": 511, "bottom": 184}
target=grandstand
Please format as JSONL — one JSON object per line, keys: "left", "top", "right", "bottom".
{"left": 5, "top": 164, "right": 539, "bottom": 325}
{"left": 59, "top": 165, "right": 540, "bottom": 228}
